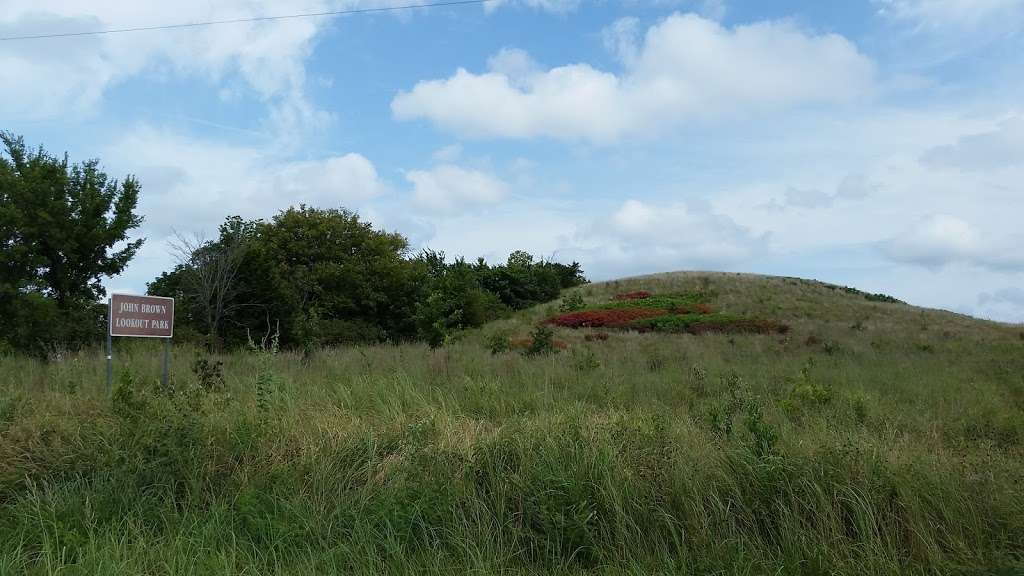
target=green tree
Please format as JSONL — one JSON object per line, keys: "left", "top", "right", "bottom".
{"left": 257, "top": 206, "right": 422, "bottom": 348}
{"left": 414, "top": 252, "right": 506, "bottom": 348}
{"left": 0, "top": 132, "right": 144, "bottom": 354}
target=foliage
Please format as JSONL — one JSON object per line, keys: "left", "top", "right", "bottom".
{"left": 0, "top": 132, "right": 143, "bottom": 355}
{"left": 524, "top": 324, "right": 559, "bottom": 357}
{"left": 833, "top": 284, "right": 904, "bottom": 304}
{"left": 150, "top": 217, "right": 584, "bottom": 350}
{"left": 414, "top": 252, "right": 507, "bottom": 348}
{"left": 484, "top": 330, "right": 512, "bottom": 355}
{"left": 548, "top": 308, "right": 668, "bottom": 328}
{"left": 475, "top": 250, "right": 586, "bottom": 310}
{"left": 558, "top": 291, "right": 585, "bottom": 312}
{"left": 782, "top": 358, "right": 832, "bottom": 417}
{"left": 2, "top": 270, "right": 1024, "bottom": 574}
{"left": 633, "top": 313, "right": 788, "bottom": 335}
{"left": 548, "top": 291, "right": 786, "bottom": 336}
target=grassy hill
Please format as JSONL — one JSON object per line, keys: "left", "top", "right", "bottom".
{"left": 2, "top": 272, "right": 1023, "bottom": 575}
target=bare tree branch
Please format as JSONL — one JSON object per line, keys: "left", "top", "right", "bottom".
{"left": 169, "top": 228, "right": 250, "bottom": 352}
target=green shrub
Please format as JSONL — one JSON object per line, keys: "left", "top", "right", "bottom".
{"left": 783, "top": 359, "right": 832, "bottom": 417}
{"left": 485, "top": 331, "right": 511, "bottom": 355}
{"left": 524, "top": 324, "right": 558, "bottom": 357}
{"left": 191, "top": 356, "right": 225, "bottom": 391}
{"left": 558, "top": 291, "right": 585, "bottom": 312}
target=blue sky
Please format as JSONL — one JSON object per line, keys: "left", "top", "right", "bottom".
{"left": 2, "top": 0, "right": 1023, "bottom": 321}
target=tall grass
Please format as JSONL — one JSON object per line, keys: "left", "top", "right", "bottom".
{"left": 1, "top": 272, "right": 1022, "bottom": 575}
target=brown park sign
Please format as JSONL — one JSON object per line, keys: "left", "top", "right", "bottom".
{"left": 109, "top": 293, "right": 174, "bottom": 338}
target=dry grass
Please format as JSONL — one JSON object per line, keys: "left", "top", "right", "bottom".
{"left": 1, "top": 271, "right": 1022, "bottom": 575}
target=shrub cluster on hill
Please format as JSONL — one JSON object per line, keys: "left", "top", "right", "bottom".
{"left": 149, "top": 207, "right": 586, "bottom": 351}
{"left": 547, "top": 290, "right": 788, "bottom": 335}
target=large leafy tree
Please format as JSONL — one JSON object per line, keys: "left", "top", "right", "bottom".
{"left": 0, "top": 132, "right": 144, "bottom": 353}
{"left": 255, "top": 206, "right": 422, "bottom": 347}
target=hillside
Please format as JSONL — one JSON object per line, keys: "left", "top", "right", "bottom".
{"left": 2, "top": 272, "right": 1023, "bottom": 575}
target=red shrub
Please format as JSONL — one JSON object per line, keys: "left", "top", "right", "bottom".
{"left": 548, "top": 308, "right": 667, "bottom": 328}
{"left": 613, "top": 291, "right": 653, "bottom": 301}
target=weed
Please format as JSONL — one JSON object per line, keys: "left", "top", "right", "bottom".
{"left": 584, "top": 332, "right": 609, "bottom": 342}
{"left": 690, "top": 365, "right": 708, "bottom": 395}
{"left": 822, "top": 340, "right": 841, "bottom": 355}
{"left": 744, "top": 402, "right": 777, "bottom": 459}
{"left": 524, "top": 324, "right": 559, "bottom": 357}
{"left": 783, "top": 358, "right": 832, "bottom": 417}
{"left": 191, "top": 356, "right": 225, "bottom": 391}
{"left": 571, "top": 347, "right": 601, "bottom": 372}
{"left": 646, "top": 353, "right": 665, "bottom": 373}
{"left": 2, "top": 271, "right": 1023, "bottom": 575}
{"left": 559, "top": 292, "right": 586, "bottom": 313}
{"left": 112, "top": 367, "right": 148, "bottom": 421}
{"left": 708, "top": 373, "right": 748, "bottom": 439}
{"left": 484, "top": 331, "right": 511, "bottom": 355}
{"left": 852, "top": 395, "right": 869, "bottom": 425}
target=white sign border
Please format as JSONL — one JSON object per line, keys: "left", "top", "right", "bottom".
{"left": 108, "top": 293, "right": 175, "bottom": 339}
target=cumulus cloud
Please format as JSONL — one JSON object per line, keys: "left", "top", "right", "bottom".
{"left": 0, "top": 0, "right": 402, "bottom": 137}
{"left": 883, "top": 214, "right": 979, "bottom": 267}
{"left": 104, "top": 126, "right": 386, "bottom": 235}
{"left": 406, "top": 165, "right": 509, "bottom": 213}
{"left": 921, "top": 116, "right": 1024, "bottom": 171}
{"left": 392, "top": 13, "right": 875, "bottom": 143}
{"left": 882, "top": 214, "right": 1024, "bottom": 271}
{"left": 573, "top": 199, "right": 765, "bottom": 275}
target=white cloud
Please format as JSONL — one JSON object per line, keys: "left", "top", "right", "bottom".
{"left": 486, "top": 48, "right": 542, "bottom": 86}
{"left": 392, "top": 13, "right": 875, "bottom": 143}
{"left": 104, "top": 126, "right": 386, "bottom": 235}
{"left": 921, "top": 116, "right": 1024, "bottom": 171}
{"left": 883, "top": 214, "right": 979, "bottom": 267}
{"left": 882, "top": 214, "right": 1024, "bottom": 271}
{"left": 0, "top": 0, "right": 369, "bottom": 137}
{"left": 760, "top": 174, "right": 880, "bottom": 211}
{"left": 484, "top": 0, "right": 581, "bottom": 14}
{"left": 570, "top": 199, "right": 765, "bottom": 276}
{"left": 406, "top": 164, "right": 509, "bottom": 213}
{"left": 876, "top": 0, "right": 1024, "bottom": 32}
{"left": 431, "top": 144, "right": 463, "bottom": 163}
{"left": 976, "top": 287, "right": 1024, "bottom": 323}
{"left": 602, "top": 17, "right": 641, "bottom": 65}
{"left": 99, "top": 124, "right": 390, "bottom": 292}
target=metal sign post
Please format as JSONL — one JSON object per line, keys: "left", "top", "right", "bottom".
{"left": 162, "top": 337, "right": 171, "bottom": 387}
{"left": 106, "top": 296, "right": 113, "bottom": 394}
{"left": 107, "top": 293, "right": 175, "bottom": 393}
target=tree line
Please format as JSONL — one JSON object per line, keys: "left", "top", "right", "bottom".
{"left": 1, "top": 133, "right": 585, "bottom": 357}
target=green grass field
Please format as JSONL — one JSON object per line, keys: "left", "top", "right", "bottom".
{"left": 2, "top": 272, "right": 1023, "bottom": 575}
